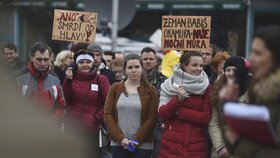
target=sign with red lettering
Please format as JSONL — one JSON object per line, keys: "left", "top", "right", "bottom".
{"left": 161, "top": 16, "right": 211, "bottom": 51}
{"left": 52, "top": 9, "right": 97, "bottom": 43}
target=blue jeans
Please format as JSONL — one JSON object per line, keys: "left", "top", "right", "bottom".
{"left": 111, "top": 146, "right": 152, "bottom": 158}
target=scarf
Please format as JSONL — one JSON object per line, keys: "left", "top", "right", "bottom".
{"left": 75, "top": 70, "right": 96, "bottom": 81}
{"left": 159, "top": 64, "right": 209, "bottom": 108}
{"left": 28, "top": 61, "right": 50, "bottom": 79}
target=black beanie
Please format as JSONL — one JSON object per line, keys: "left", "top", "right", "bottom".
{"left": 224, "top": 56, "right": 250, "bottom": 95}
{"left": 224, "top": 56, "right": 246, "bottom": 73}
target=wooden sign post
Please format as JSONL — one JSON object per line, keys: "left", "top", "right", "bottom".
{"left": 161, "top": 16, "right": 211, "bottom": 51}
{"left": 52, "top": 9, "right": 98, "bottom": 43}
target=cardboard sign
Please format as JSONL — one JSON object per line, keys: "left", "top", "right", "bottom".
{"left": 161, "top": 16, "right": 211, "bottom": 51}
{"left": 52, "top": 9, "right": 98, "bottom": 43}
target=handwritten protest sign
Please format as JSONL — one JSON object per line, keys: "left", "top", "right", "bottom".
{"left": 161, "top": 16, "right": 211, "bottom": 51}
{"left": 52, "top": 9, "right": 97, "bottom": 43}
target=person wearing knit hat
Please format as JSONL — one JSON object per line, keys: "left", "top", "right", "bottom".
{"left": 209, "top": 56, "right": 252, "bottom": 158}
{"left": 224, "top": 56, "right": 246, "bottom": 73}
{"left": 87, "top": 43, "right": 116, "bottom": 84}
{"left": 87, "top": 43, "right": 104, "bottom": 67}
{"left": 224, "top": 56, "right": 248, "bottom": 84}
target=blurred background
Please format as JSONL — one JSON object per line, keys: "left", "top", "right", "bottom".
{"left": 0, "top": 0, "right": 280, "bottom": 60}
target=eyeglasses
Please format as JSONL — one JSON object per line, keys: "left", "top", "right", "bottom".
{"left": 35, "top": 58, "right": 49, "bottom": 62}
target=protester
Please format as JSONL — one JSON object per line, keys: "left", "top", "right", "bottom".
{"left": 200, "top": 44, "right": 218, "bottom": 79}
{"left": 54, "top": 50, "right": 74, "bottom": 84}
{"left": 103, "top": 51, "right": 115, "bottom": 69}
{"left": 63, "top": 49, "right": 110, "bottom": 158}
{"left": 2, "top": 42, "right": 26, "bottom": 73}
{"left": 158, "top": 51, "right": 211, "bottom": 158}
{"left": 210, "top": 51, "right": 230, "bottom": 84}
{"left": 15, "top": 42, "right": 66, "bottom": 120}
{"left": 141, "top": 47, "right": 167, "bottom": 94}
{"left": 114, "top": 51, "right": 125, "bottom": 61}
{"left": 209, "top": 56, "right": 251, "bottom": 158}
{"left": 111, "top": 58, "right": 124, "bottom": 82}
{"left": 0, "top": 66, "right": 89, "bottom": 158}
{"left": 87, "top": 43, "right": 116, "bottom": 84}
{"left": 221, "top": 25, "right": 280, "bottom": 158}
{"left": 156, "top": 55, "right": 163, "bottom": 72}
{"left": 140, "top": 47, "right": 167, "bottom": 158}
{"left": 49, "top": 49, "right": 55, "bottom": 70}
{"left": 104, "top": 54, "right": 158, "bottom": 158}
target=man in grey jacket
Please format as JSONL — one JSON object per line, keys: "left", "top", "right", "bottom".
{"left": 15, "top": 42, "right": 66, "bottom": 120}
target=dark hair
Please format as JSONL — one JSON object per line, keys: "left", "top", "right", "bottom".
{"left": 179, "top": 51, "right": 202, "bottom": 69}
{"left": 124, "top": 54, "right": 150, "bottom": 87}
{"left": 104, "top": 51, "right": 115, "bottom": 59}
{"left": 253, "top": 25, "right": 280, "bottom": 72}
{"left": 72, "top": 49, "right": 95, "bottom": 75}
{"left": 140, "top": 47, "right": 156, "bottom": 56}
{"left": 124, "top": 54, "right": 142, "bottom": 71}
{"left": 70, "top": 42, "right": 89, "bottom": 52}
{"left": 211, "top": 74, "right": 227, "bottom": 109}
{"left": 2, "top": 43, "right": 17, "bottom": 52}
{"left": 30, "top": 42, "right": 51, "bottom": 57}
{"left": 210, "top": 44, "right": 218, "bottom": 57}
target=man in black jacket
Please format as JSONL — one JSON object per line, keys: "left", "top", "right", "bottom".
{"left": 87, "top": 43, "right": 116, "bottom": 85}
{"left": 141, "top": 47, "right": 167, "bottom": 158}
{"left": 200, "top": 44, "right": 217, "bottom": 80}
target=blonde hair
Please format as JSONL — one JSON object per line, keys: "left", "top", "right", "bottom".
{"left": 54, "top": 50, "right": 74, "bottom": 67}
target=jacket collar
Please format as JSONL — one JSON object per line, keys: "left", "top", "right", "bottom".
{"left": 28, "top": 61, "right": 49, "bottom": 79}
{"left": 250, "top": 68, "right": 280, "bottom": 105}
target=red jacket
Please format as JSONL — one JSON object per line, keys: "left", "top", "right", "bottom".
{"left": 15, "top": 62, "right": 66, "bottom": 120}
{"left": 63, "top": 71, "right": 110, "bottom": 132}
{"left": 158, "top": 86, "right": 212, "bottom": 158}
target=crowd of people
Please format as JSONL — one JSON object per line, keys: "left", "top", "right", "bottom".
{"left": 1, "top": 25, "right": 280, "bottom": 158}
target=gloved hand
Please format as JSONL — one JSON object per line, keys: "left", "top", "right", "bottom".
{"left": 127, "top": 139, "right": 139, "bottom": 152}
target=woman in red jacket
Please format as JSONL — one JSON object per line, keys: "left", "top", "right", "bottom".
{"left": 158, "top": 51, "right": 212, "bottom": 158}
{"left": 63, "top": 49, "right": 110, "bottom": 157}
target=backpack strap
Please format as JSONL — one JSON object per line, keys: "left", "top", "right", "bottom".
{"left": 97, "top": 75, "right": 104, "bottom": 106}
{"left": 93, "top": 75, "right": 104, "bottom": 124}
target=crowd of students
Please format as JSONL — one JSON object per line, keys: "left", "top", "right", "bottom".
{"left": 1, "top": 25, "right": 280, "bottom": 158}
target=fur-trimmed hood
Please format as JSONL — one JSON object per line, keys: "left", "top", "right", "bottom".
{"left": 251, "top": 68, "right": 280, "bottom": 105}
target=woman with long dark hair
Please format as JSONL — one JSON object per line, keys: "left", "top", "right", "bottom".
{"left": 104, "top": 54, "right": 158, "bottom": 158}
{"left": 221, "top": 25, "right": 280, "bottom": 158}
{"left": 209, "top": 56, "right": 251, "bottom": 158}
